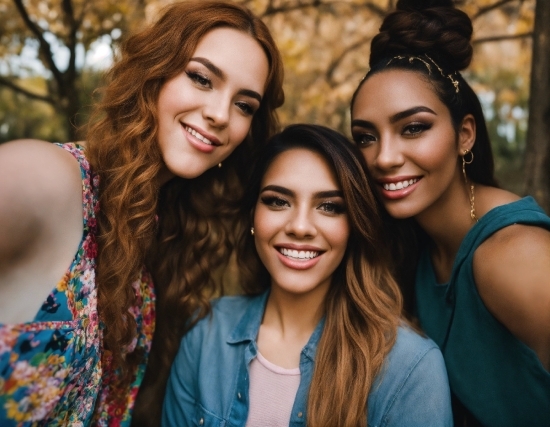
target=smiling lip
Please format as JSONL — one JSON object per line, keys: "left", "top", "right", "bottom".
{"left": 376, "top": 176, "right": 422, "bottom": 200}
{"left": 275, "top": 244, "right": 324, "bottom": 270}
{"left": 183, "top": 124, "right": 222, "bottom": 153}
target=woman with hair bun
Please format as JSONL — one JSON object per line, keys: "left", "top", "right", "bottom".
{"left": 350, "top": 0, "right": 550, "bottom": 425}
{"left": 0, "top": 1, "right": 284, "bottom": 425}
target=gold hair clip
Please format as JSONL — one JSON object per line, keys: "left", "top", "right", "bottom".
{"left": 387, "top": 54, "right": 460, "bottom": 93}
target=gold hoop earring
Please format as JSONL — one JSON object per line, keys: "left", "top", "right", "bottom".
{"left": 250, "top": 227, "right": 255, "bottom": 236}
{"left": 462, "top": 149, "right": 477, "bottom": 222}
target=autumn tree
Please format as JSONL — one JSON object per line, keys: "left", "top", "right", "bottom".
{"left": 0, "top": 0, "right": 147, "bottom": 141}
{"left": 523, "top": 0, "right": 550, "bottom": 212}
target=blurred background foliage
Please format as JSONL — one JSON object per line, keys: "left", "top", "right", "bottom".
{"left": 0, "top": 0, "right": 541, "bottom": 196}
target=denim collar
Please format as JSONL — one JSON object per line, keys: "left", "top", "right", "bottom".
{"left": 227, "top": 289, "right": 325, "bottom": 361}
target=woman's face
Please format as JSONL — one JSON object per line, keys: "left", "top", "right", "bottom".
{"left": 253, "top": 148, "right": 350, "bottom": 298}
{"left": 156, "top": 27, "right": 269, "bottom": 181}
{"left": 351, "top": 69, "right": 467, "bottom": 220}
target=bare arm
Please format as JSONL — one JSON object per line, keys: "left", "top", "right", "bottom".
{"left": 473, "top": 224, "right": 550, "bottom": 370}
{"left": 0, "top": 139, "right": 83, "bottom": 323}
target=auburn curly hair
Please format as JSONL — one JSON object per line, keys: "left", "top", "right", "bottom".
{"left": 84, "top": 0, "right": 284, "bottom": 423}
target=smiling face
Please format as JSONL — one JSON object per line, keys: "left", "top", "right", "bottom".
{"left": 351, "top": 69, "right": 473, "bottom": 220}
{"left": 253, "top": 148, "right": 350, "bottom": 299}
{"left": 156, "top": 27, "right": 270, "bottom": 181}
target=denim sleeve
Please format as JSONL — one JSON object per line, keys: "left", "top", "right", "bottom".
{"left": 380, "top": 347, "right": 453, "bottom": 427}
{"left": 162, "top": 329, "right": 199, "bottom": 427}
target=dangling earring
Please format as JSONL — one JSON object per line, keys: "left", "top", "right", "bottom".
{"left": 462, "top": 149, "right": 477, "bottom": 222}
{"left": 250, "top": 227, "right": 255, "bottom": 236}
{"left": 218, "top": 162, "right": 222, "bottom": 168}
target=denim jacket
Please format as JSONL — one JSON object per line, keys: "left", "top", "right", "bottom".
{"left": 162, "top": 291, "right": 452, "bottom": 427}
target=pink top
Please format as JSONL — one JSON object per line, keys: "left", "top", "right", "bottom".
{"left": 246, "top": 351, "right": 301, "bottom": 426}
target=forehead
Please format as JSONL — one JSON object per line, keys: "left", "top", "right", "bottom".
{"left": 193, "top": 27, "right": 269, "bottom": 90}
{"left": 353, "top": 69, "right": 445, "bottom": 117}
{"left": 262, "top": 148, "right": 340, "bottom": 189}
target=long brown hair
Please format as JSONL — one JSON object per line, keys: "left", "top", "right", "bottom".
{"left": 84, "top": 0, "right": 284, "bottom": 422}
{"left": 237, "top": 124, "right": 402, "bottom": 426}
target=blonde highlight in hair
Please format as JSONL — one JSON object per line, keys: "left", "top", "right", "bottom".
{"left": 84, "top": 0, "right": 284, "bottom": 421}
{"left": 237, "top": 125, "right": 402, "bottom": 426}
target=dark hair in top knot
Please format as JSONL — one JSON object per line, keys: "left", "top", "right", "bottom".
{"left": 351, "top": 0, "right": 497, "bottom": 189}
{"left": 397, "top": 0, "right": 455, "bottom": 12}
{"left": 370, "top": 0, "right": 472, "bottom": 72}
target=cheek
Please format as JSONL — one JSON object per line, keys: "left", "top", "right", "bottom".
{"left": 420, "top": 141, "right": 457, "bottom": 172}
{"left": 229, "top": 116, "right": 253, "bottom": 144}
{"left": 360, "top": 148, "right": 376, "bottom": 169}
{"left": 253, "top": 207, "right": 278, "bottom": 244}
{"left": 326, "top": 219, "right": 350, "bottom": 252}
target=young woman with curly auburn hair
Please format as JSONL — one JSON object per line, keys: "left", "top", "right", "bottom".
{"left": 163, "top": 124, "right": 452, "bottom": 427}
{"left": 0, "top": 1, "right": 284, "bottom": 425}
{"left": 350, "top": 0, "right": 550, "bottom": 425}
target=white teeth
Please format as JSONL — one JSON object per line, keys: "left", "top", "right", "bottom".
{"left": 383, "top": 179, "right": 418, "bottom": 191}
{"left": 185, "top": 126, "right": 214, "bottom": 145}
{"left": 280, "top": 248, "right": 319, "bottom": 260}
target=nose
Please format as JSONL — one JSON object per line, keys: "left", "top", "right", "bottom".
{"left": 203, "top": 92, "right": 230, "bottom": 129}
{"left": 371, "top": 135, "right": 405, "bottom": 171}
{"left": 284, "top": 205, "right": 317, "bottom": 239}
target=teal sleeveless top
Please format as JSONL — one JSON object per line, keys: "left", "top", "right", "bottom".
{"left": 416, "top": 196, "right": 550, "bottom": 427}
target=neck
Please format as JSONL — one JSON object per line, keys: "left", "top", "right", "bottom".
{"left": 414, "top": 174, "right": 476, "bottom": 281}
{"left": 257, "top": 284, "right": 327, "bottom": 368}
{"left": 263, "top": 285, "right": 326, "bottom": 337}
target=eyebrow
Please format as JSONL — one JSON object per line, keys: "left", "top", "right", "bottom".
{"left": 189, "top": 57, "right": 263, "bottom": 103}
{"left": 260, "top": 185, "right": 343, "bottom": 199}
{"left": 351, "top": 106, "right": 437, "bottom": 128}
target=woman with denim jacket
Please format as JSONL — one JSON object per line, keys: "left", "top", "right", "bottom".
{"left": 163, "top": 124, "right": 452, "bottom": 427}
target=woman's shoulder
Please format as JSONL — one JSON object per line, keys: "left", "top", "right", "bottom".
{"left": 0, "top": 139, "right": 83, "bottom": 264}
{"left": 211, "top": 293, "right": 264, "bottom": 314}
{"left": 368, "top": 325, "right": 452, "bottom": 426}
{"left": 0, "top": 139, "right": 83, "bottom": 207}
{"left": 381, "top": 325, "right": 448, "bottom": 392}
{"left": 188, "top": 293, "right": 266, "bottom": 338}
{"left": 388, "top": 325, "right": 441, "bottom": 365}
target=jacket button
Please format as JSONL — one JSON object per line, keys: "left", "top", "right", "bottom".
{"left": 199, "top": 418, "right": 204, "bottom": 425}
{"left": 237, "top": 392, "right": 242, "bottom": 399}
{"left": 298, "top": 412, "right": 303, "bottom": 418}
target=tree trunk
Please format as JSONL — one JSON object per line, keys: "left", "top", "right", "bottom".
{"left": 523, "top": 0, "right": 550, "bottom": 213}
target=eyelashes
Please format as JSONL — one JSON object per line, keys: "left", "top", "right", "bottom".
{"left": 186, "top": 71, "right": 211, "bottom": 88}
{"left": 352, "top": 121, "right": 434, "bottom": 146}
{"left": 259, "top": 195, "right": 346, "bottom": 214}
{"left": 403, "top": 122, "right": 432, "bottom": 136}
{"left": 260, "top": 195, "right": 288, "bottom": 208}
{"left": 185, "top": 70, "right": 256, "bottom": 116}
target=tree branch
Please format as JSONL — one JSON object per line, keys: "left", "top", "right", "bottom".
{"left": 261, "top": 0, "right": 386, "bottom": 18}
{"left": 11, "top": 0, "right": 64, "bottom": 84}
{"left": 472, "top": 31, "right": 532, "bottom": 44}
{"left": 326, "top": 35, "right": 372, "bottom": 86}
{"left": 473, "top": 0, "right": 519, "bottom": 19}
{"left": 61, "top": 0, "right": 77, "bottom": 81}
{"left": 0, "top": 76, "right": 55, "bottom": 104}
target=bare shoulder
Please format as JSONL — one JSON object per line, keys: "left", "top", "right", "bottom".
{"left": 473, "top": 222, "right": 550, "bottom": 367}
{"left": 0, "top": 139, "right": 82, "bottom": 258}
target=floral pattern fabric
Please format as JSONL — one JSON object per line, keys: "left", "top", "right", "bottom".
{"left": 0, "top": 143, "right": 155, "bottom": 426}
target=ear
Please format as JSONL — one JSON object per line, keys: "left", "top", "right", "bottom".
{"left": 457, "top": 114, "right": 476, "bottom": 155}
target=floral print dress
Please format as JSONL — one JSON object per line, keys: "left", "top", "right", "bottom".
{"left": 0, "top": 143, "right": 155, "bottom": 426}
